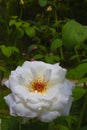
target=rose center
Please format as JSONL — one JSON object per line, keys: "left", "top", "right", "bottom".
{"left": 30, "top": 79, "right": 47, "bottom": 93}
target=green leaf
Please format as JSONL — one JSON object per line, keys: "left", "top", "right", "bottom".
{"left": 0, "top": 45, "right": 19, "bottom": 57}
{"left": 45, "top": 54, "right": 60, "bottom": 63}
{"left": 65, "top": 116, "right": 78, "bottom": 127}
{"left": 52, "top": 55, "right": 60, "bottom": 61}
{"left": 62, "top": 19, "right": 87, "bottom": 50}
{"left": 15, "top": 21, "right": 22, "bottom": 28}
{"left": 51, "top": 39, "right": 62, "bottom": 51}
{"left": 49, "top": 27, "right": 56, "bottom": 35}
{"left": 67, "top": 63, "right": 87, "bottom": 79}
{"left": 39, "top": 25, "right": 47, "bottom": 31}
{"left": 38, "top": 0, "right": 47, "bottom": 7}
{"left": 1, "top": 116, "right": 19, "bottom": 130}
{"left": 45, "top": 55, "right": 54, "bottom": 63}
{"left": 28, "top": 44, "right": 36, "bottom": 52}
{"left": 0, "top": 45, "right": 12, "bottom": 57}
{"left": 17, "top": 28, "right": 24, "bottom": 38}
{"left": 23, "top": 22, "right": 30, "bottom": 28}
{"left": 9, "top": 20, "right": 16, "bottom": 26}
{"left": 25, "top": 26, "right": 36, "bottom": 38}
{"left": 39, "top": 45, "right": 47, "bottom": 52}
{"left": 12, "top": 46, "right": 20, "bottom": 53}
{"left": 33, "top": 54, "right": 43, "bottom": 59}
{"left": 73, "top": 87, "right": 86, "bottom": 100}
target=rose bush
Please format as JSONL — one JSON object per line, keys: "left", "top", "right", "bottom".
{"left": 4, "top": 61, "right": 75, "bottom": 122}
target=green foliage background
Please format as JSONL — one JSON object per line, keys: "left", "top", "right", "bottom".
{"left": 0, "top": 0, "right": 87, "bottom": 130}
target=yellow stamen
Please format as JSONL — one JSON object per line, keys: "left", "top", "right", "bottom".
{"left": 29, "top": 78, "right": 47, "bottom": 93}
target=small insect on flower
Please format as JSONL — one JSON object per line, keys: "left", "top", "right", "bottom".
{"left": 4, "top": 61, "right": 75, "bottom": 122}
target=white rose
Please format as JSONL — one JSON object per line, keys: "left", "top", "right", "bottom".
{"left": 4, "top": 61, "right": 75, "bottom": 122}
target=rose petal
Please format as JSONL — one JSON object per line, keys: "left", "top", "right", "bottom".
{"left": 50, "top": 93, "right": 69, "bottom": 111}
{"left": 43, "top": 69, "right": 51, "bottom": 82}
{"left": 4, "top": 80, "right": 10, "bottom": 88}
{"left": 12, "top": 103, "right": 37, "bottom": 118}
{"left": 50, "top": 68, "right": 67, "bottom": 83}
{"left": 26, "top": 98, "right": 51, "bottom": 110}
{"left": 61, "top": 97, "right": 73, "bottom": 115}
{"left": 58, "top": 80, "right": 75, "bottom": 96}
{"left": 4, "top": 94, "right": 16, "bottom": 115}
{"left": 39, "top": 111, "right": 60, "bottom": 122}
